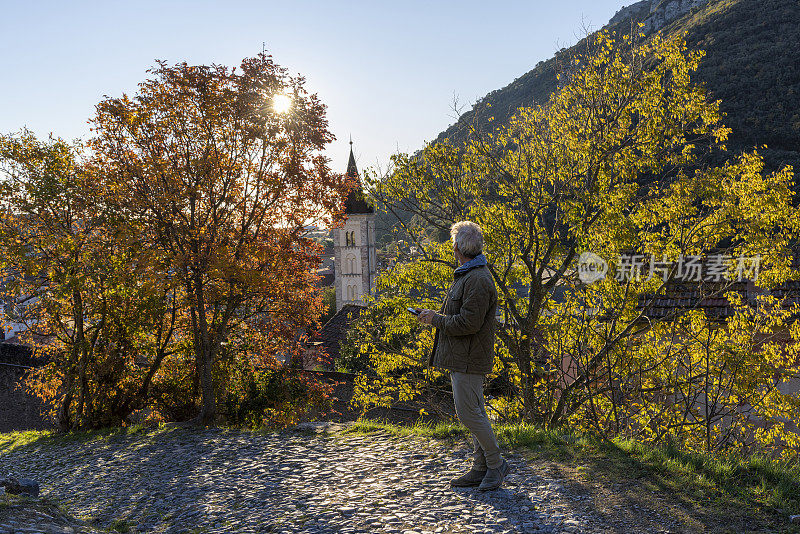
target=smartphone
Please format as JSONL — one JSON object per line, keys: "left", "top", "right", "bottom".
{"left": 407, "top": 307, "right": 420, "bottom": 315}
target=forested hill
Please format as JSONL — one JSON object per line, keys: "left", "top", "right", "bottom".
{"left": 433, "top": 0, "right": 800, "bottom": 176}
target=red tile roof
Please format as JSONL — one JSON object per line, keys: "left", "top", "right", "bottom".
{"left": 636, "top": 249, "right": 800, "bottom": 320}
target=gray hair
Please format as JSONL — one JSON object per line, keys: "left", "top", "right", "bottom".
{"left": 450, "top": 221, "right": 483, "bottom": 258}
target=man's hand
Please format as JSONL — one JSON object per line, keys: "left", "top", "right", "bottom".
{"left": 417, "top": 309, "right": 437, "bottom": 326}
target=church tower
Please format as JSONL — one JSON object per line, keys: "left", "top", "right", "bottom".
{"left": 334, "top": 141, "right": 376, "bottom": 312}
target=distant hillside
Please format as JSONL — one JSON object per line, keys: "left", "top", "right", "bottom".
{"left": 434, "top": 0, "right": 800, "bottom": 175}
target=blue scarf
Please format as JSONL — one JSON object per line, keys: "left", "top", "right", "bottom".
{"left": 453, "top": 253, "right": 487, "bottom": 276}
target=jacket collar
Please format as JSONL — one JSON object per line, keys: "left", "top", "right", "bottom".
{"left": 453, "top": 253, "right": 487, "bottom": 277}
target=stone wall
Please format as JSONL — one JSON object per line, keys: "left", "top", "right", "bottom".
{"left": 0, "top": 344, "right": 55, "bottom": 433}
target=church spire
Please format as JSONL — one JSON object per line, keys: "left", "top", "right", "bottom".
{"left": 343, "top": 139, "right": 374, "bottom": 214}
{"left": 346, "top": 136, "right": 358, "bottom": 178}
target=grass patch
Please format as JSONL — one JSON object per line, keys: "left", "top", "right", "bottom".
{"left": 0, "top": 420, "right": 295, "bottom": 455}
{"left": 109, "top": 518, "right": 133, "bottom": 532}
{"left": 604, "top": 437, "right": 800, "bottom": 517}
{"left": 0, "top": 429, "right": 56, "bottom": 454}
{"left": 343, "top": 417, "right": 468, "bottom": 441}
{"left": 0, "top": 422, "right": 165, "bottom": 454}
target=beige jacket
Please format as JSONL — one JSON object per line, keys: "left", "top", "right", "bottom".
{"left": 427, "top": 263, "right": 497, "bottom": 375}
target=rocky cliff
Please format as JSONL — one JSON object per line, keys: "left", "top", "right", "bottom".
{"left": 611, "top": 0, "right": 713, "bottom": 33}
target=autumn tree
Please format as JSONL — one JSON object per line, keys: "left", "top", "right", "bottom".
{"left": 90, "top": 53, "right": 352, "bottom": 425}
{"left": 0, "top": 132, "right": 178, "bottom": 430}
{"left": 347, "top": 29, "right": 800, "bottom": 454}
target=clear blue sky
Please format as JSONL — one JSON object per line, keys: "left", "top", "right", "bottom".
{"left": 1, "top": 1, "right": 630, "bottom": 175}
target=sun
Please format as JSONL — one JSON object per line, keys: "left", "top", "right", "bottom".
{"left": 272, "top": 93, "right": 292, "bottom": 114}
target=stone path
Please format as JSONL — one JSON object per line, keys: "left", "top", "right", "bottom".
{"left": 0, "top": 422, "right": 680, "bottom": 534}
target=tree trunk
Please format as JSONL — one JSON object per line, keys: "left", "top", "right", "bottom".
{"left": 198, "top": 343, "right": 216, "bottom": 425}
{"left": 192, "top": 278, "right": 216, "bottom": 426}
{"left": 73, "top": 290, "right": 90, "bottom": 429}
{"left": 57, "top": 350, "right": 76, "bottom": 431}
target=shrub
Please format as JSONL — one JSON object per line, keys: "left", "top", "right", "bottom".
{"left": 221, "top": 364, "right": 334, "bottom": 429}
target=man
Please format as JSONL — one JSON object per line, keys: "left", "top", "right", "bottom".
{"left": 416, "top": 221, "right": 510, "bottom": 491}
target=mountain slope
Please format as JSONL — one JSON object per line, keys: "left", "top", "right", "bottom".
{"left": 434, "top": 0, "right": 800, "bottom": 175}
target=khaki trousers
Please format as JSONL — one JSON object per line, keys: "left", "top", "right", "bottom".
{"left": 450, "top": 371, "right": 503, "bottom": 470}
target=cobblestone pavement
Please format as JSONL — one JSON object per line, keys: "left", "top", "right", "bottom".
{"left": 0, "top": 422, "right": 680, "bottom": 534}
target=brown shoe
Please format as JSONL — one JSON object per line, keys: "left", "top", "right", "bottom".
{"left": 478, "top": 459, "right": 510, "bottom": 491}
{"left": 449, "top": 468, "right": 487, "bottom": 487}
